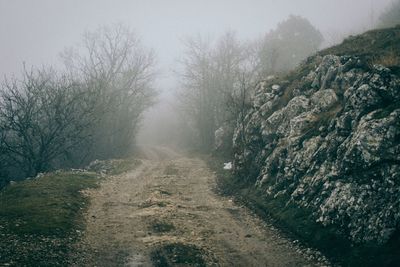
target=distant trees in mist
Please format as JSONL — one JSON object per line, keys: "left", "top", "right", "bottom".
{"left": 0, "top": 24, "right": 156, "bottom": 183}
{"left": 379, "top": 0, "right": 400, "bottom": 28}
{"left": 2, "top": 6, "right": 395, "bottom": 185}
{"left": 177, "top": 32, "right": 259, "bottom": 151}
{"left": 259, "top": 15, "right": 323, "bottom": 74}
{"left": 177, "top": 15, "right": 322, "bottom": 153}
{"left": 61, "top": 24, "right": 156, "bottom": 159}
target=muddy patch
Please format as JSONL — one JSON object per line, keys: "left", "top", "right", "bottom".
{"left": 138, "top": 200, "right": 169, "bottom": 208}
{"left": 150, "top": 243, "right": 210, "bottom": 267}
{"left": 164, "top": 164, "right": 179, "bottom": 175}
{"left": 226, "top": 207, "right": 241, "bottom": 220}
{"left": 149, "top": 220, "right": 176, "bottom": 234}
{"left": 159, "top": 189, "right": 172, "bottom": 196}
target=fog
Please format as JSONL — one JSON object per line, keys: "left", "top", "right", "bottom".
{"left": 0, "top": 0, "right": 392, "bottom": 79}
{"left": 0, "top": 0, "right": 393, "bottom": 145}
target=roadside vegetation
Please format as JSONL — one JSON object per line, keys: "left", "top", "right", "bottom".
{"left": 0, "top": 158, "right": 141, "bottom": 266}
{"left": 0, "top": 171, "right": 99, "bottom": 266}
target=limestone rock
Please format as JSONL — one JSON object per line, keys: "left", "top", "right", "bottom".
{"left": 232, "top": 54, "right": 400, "bottom": 244}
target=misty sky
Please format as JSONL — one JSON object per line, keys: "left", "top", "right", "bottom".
{"left": 0, "top": 0, "right": 392, "bottom": 90}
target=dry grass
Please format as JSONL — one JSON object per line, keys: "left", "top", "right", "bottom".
{"left": 372, "top": 49, "right": 400, "bottom": 68}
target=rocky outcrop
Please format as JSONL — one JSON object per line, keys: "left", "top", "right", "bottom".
{"left": 232, "top": 53, "right": 400, "bottom": 244}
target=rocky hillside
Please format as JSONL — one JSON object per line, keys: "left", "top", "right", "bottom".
{"left": 232, "top": 25, "right": 400, "bottom": 248}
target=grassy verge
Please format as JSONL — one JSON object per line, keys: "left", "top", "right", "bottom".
{"left": 208, "top": 156, "right": 400, "bottom": 267}
{"left": 0, "top": 157, "right": 141, "bottom": 266}
{"left": 0, "top": 171, "right": 99, "bottom": 266}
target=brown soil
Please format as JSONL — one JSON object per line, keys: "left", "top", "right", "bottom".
{"left": 74, "top": 147, "right": 328, "bottom": 266}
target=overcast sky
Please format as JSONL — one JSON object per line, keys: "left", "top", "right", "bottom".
{"left": 0, "top": 0, "right": 392, "bottom": 89}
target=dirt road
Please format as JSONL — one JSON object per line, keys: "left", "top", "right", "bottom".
{"left": 76, "top": 147, "right": 328, "bottom": 266}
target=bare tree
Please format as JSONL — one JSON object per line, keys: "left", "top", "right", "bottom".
{"left": 0, "top": 130, "right": 8, "bottom": 187}
{"left": 61, "top": 24, "right": 157, "bottom": 159}
{"left": 0, "top": 68, "right": 94, "bottom": 176}
{"left": 177, "top": 32, "right": 260, "bottom": 152}
{"left": 177, "top": 35, "right": 215, "bottom": 150}
{"left": 378, "top": 0, "right": 400, "bottom": 28}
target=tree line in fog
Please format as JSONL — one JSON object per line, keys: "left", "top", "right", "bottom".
{"left": 0, "top": 24, "right": 156, "bottom": 184}
{"left": 175, "top": 2, "right": 400, "bottom": 154}
{"left": 0, "top": 1, "right": 398, "bottom": 186}
{"left": 176, "top": 15, "right": 323, "bottom": 153}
